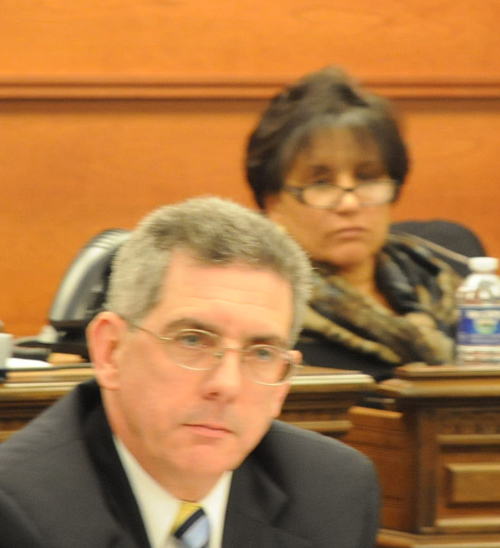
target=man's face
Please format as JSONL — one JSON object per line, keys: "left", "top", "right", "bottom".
{"left": 94, "top": 252, "right": 294, "bottom": 495}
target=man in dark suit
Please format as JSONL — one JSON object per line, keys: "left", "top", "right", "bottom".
{"left": 0, "top": 197, "right": 380, "bottom": 548}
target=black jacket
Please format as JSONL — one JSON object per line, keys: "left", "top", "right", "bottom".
{"left": 0, "top": 379, "right": 380, "bottom": 548}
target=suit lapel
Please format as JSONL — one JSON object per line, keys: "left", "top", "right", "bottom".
{"left": 223, "top": 454, "right": 311, "bottom": 548}
{"left": 82, "top": 389, "right": 151, "bottom": 548}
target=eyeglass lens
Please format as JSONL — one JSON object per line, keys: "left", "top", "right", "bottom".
{"left": 165, "top": 329, "right": 292, "bottom": 385}
{"left": 299, "top": 180, "right": 395, "bottom": 208}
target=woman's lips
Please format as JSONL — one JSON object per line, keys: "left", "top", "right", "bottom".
{"left": 333, "top": 227, "right": 367, "bottom": 239}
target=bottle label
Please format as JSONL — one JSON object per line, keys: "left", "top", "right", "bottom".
{"left": 457, "top": 306, "right": 500, "bottom": 345}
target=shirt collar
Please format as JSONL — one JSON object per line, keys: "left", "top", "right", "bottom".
{"left": 114, "top": 436, "right": 232, "bottom": 548}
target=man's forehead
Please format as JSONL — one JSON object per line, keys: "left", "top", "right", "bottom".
{"left": 165, "top": 249, "right": 288, "bottom": 285}
{"left": 156, "top": 251, "right": 294, "bottom": 321}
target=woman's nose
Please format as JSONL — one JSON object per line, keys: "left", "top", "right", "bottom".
{"left": 334, "top": 175, "right": 361, "bottom": 212}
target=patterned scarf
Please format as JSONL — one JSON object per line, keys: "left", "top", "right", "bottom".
{"left": 301, "top": 234, "right": 462, "bottom": 366}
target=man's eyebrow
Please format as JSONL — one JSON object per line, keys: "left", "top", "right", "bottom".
{"left": 248, "top": 335, "right": 289, "bottom": 348}
{"left": 161, "top": 318, "right": 218, "bottom": 333}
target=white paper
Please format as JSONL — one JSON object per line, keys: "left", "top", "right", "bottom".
{"left": 6, "top": 357, "right": 51, "bottom": 369}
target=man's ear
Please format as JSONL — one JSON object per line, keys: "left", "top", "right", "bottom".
{"left": 270, "top": 349, "right": 301, "bottom": 418}
{"left": 270, "top": 381, "right": 291, "bottom": 419}
{"left": 86, "top": 311, "right": 125, "bottom": 391}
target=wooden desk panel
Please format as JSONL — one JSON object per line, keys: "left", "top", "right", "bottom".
{"left": 344, "top": 406, "right": 416, "bottom": 533}
{"left": 344, "top": 364, "right": 500, "bottom": 547}
{"left": 0, "top": 365, "right": 93, "bottom": 442}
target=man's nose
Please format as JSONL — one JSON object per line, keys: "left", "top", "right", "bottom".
{"left": 201, "top": 348, "right": 245, "bottom": 400}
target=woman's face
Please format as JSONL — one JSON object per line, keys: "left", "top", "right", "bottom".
{"left": 265, "top": 127, "right": 393, "bottom": 274}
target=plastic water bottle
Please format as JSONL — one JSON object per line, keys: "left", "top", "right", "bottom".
{"left": 455, "top": 257, "right": 500, "bottom": 365}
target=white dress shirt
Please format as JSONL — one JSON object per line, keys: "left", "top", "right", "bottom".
{"left": 114, "top": 437, "right": 232, "bottom": 548}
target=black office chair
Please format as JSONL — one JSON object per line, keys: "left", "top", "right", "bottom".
{"left": 14, "top": 229, "right": 130, "bottom": 361}
{"left": 390, "top": 219, "right": 487, "bottom": 277}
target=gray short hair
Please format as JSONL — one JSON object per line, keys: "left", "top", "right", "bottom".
{"left": 106, "top": 196, "right": 312, "bottom": 344}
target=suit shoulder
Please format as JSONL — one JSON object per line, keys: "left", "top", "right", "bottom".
{"left": 252, "top": 421, "right": 379, "bottom": 492}
{"left": 0, "top": 380, "right": 99, "bottom": 465}
{"left": 243, "top": 420, "right": 380, "bottom": 547}
{"left": 265, "top": 420, "right": 372, "bottom": 467}
{"left": 0, "top": 381, "right": 119, "bottom": 547}
{"left": 0, "top": 380, "right": 101, "bottom": 495}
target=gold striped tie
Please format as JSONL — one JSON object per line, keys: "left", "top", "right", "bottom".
{"left": 171, "top": 502, "right": 209, "bottom": 548}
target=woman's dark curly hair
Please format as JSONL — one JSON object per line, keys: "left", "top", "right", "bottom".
{"left": 246, "top": 66, "right": 410, "bottom": 209}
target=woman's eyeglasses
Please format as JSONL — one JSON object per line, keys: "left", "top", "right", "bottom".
{"left": 283, "top": 179, "right": 397, "bottom": 210}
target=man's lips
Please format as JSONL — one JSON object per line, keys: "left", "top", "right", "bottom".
{"left": 185, "top": 423, "right": 233, "bottom": 439}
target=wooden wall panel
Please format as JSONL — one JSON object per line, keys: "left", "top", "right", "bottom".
{"left": 1, "top": 0, "right": 499, "bottom": 338}
{"left": 2, "top": 95, "right": 500, "bottom": 338}
{"left": 0, "top": 98, "right": 256, "bottom": 336}
{"left": 1, "top": 0, "right": 499, "bottom": 82}
{"left": 392, "top": 98, "right": 500, "bottom": 258}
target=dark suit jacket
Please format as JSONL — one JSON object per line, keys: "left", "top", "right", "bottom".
{"left": 0, "top": 380, "right": 380, "bottom": 548}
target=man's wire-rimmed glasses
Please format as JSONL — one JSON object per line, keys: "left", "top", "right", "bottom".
{"left": 283, "top": 179, "right": 397, "bottom": 210}
{"left": 126, "top": 320, "right": 300, "bottom": 386}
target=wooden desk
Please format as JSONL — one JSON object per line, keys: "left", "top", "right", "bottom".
{"left": 345, "top": 363, "right": 500, "bottom": 548}
{"left": 0, "top": 362, "right": 374, "bottom": 443}
{"left": 281, "top": 365, "right": 376, "bottom": 438}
